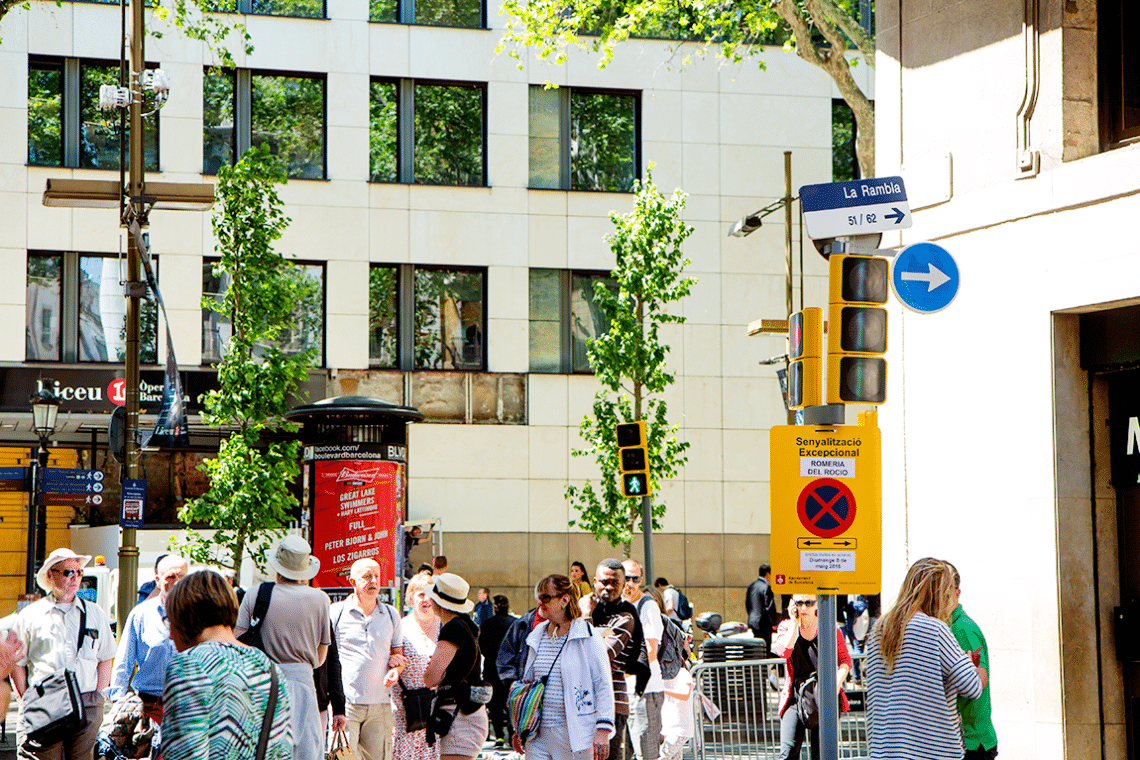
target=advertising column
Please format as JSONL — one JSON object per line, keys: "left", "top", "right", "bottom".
{"left": 305, "top": 443, "right": 407, "bottom": 591}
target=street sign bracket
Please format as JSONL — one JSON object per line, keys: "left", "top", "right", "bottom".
{"left": 802, "top": 404, "right": 846, "bottom": 425}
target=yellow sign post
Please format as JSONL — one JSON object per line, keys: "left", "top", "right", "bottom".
{"left": 769, "top": 424, "right": 881, "bottom": 594}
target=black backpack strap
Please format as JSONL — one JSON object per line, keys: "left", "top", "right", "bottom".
{"left": 250, "top": 582, "right": 275, "bottom": 630}
{"left": 76, "top": 599, "right": 87, "bottom": 652}
{"left": 256, "top": 665, "right": 279, "bottom": 760}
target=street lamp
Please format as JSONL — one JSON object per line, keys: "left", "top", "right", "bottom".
{"left": 26, "top": 385, "right": 60, "bottom": 594}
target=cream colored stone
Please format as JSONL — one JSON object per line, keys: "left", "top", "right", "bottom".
{"left": 722, "top": 481, "right": 769, "bottom": 533}
{"left": 527, "top": 374, "right": 568, "bottom": 427}
{"left": 528, "top": 425, "right": 568, "bottom": 480}
{"left": 527, "top": 215, "right": 567, "bottom": 269}
{"left": 408, "top": 476, "right": 529, "bottom": 532}
{"left": 487, "top": 317, "right": 527, "bottom": 373}
{"left": 684, "top": 480, "right": 722, "bottom": 533}
{"left": 325, "top": 312, "right": 368, "bottom": 369}
{"left": 566, "top": 215, "right": 615, "bottom": 271}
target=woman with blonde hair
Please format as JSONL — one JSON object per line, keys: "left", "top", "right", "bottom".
{"left": 394, "top": 572, "right": 441, "bottom": 760}
{"left": 864, "top": 558, "right": 986, "bottom": 760}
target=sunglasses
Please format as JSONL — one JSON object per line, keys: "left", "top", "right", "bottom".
{"left": 536, "top": 593, "right": 564, "bottom": 604}
{"left": 626, "top": 576, "right": 641, "bottom": 583}
{"left": 793, "top": 599, "right": 817, "bottom": 607}
{"left": 51, "top": 568, "right": 83, "bottom": 578}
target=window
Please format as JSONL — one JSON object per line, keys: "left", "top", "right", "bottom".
{"left": 210, "top": 0, "right": 323, "bottom": 18}
{"left": 369, "top": 265, "right": 485, "bottom": 371}
{"left": 26, "top": 252, "right": 158, "bottom": 363}
{"left": 28, "top": 57, "right": 159, "bottom": 171}
{"left": 368, "top": 0, "right": 483, "bottom": 27}
{"left": 202, "top": 259, "right": 325, "bottom": 366}
{"left": 529, "top": 269, "right": 615, "bottom": 373}
{"left": 1100, "top": 0, "right": 1140, "bottom": 146}
{"left": 203, "top": 69, "right": 326, "bottom": 179}
{"left": 529, "top": 86, "right": 639, "bottom": 192}
{"left": 369, "top": 79, "right": 486, "bottom": 186}
{"left": 832, "top": 99, "right": 859, "bottom": 181}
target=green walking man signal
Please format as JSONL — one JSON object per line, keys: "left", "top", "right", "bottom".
{"left": 616, "top": 421, "right": 652, "bottom": 498}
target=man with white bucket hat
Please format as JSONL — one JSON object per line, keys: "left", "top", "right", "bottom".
{"left": 236, "top": 536, "right": 331, "bottom": 760}
{"left": 11, "top": 547, "right": 116, "bottom": 759}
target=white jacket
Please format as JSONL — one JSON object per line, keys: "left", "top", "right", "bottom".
{"left": 523, "top": 617, "right": 616, "bottom": 752}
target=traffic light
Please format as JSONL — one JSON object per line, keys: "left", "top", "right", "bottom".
{"left": 616, "top": 421, "right": 652, "bottom": 498}
{"left": 788, "top": 307, "right": 823, "bottom": 410}
{"left": 827, "top": 254, "right": 888, "bottom": 404}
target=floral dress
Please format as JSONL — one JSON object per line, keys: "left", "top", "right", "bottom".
{"left": 393, "top": 615, "right": 440, "bottom": 760}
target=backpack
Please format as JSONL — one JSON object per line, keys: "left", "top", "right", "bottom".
{"left": 673, "top": 587, "right": 693, "bottom": 620}
{"left": 638, "top": 597, "right": 688, "bottom": 680}
{"left": 796, "top": 674, "right": 820, "bottom": 728}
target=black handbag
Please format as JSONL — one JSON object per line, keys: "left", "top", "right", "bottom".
{"left": 238, "top": 583, "right": 274, "bottom": 651}
{"left": 399, "top": 677, "right": 434, "bottom": 733}
{"left": 23, "top": 601, "right": 89, "bottom": 747}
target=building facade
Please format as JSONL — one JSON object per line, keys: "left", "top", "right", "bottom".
{"left": 0, "top": 0, "right": 859, "bottom": 616}
{"left": 877, "top": 0, "right": 1140, "bottom": 758}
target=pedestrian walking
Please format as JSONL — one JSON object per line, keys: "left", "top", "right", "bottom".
{"left": 946, "top": 563, "right": 998, "bottom": 760}
{"left": 423, "top": 573, "right": 489, "bottom": 760}
{"left": 570, "top": 562, "right": 593, "bottom": 601}
{"left": 771, "top": 594, "right": 852, "bottom": 760}
{"left": 746, "top": 565, "right": 777, "bottom": 651}
{"left": 513, "top": 574, "right": 614, "bottom": 760}
{"left": 477, "top": 595, "right": 513, "bottom": 748}
{"left": 864, "top": 558, "right": 985, "bottom": 760}
{"left": 659, "top": 665, "right": 694, "bottom": 760}
{"left": 12, "top": 548, "right": 116, "bottom": 760}
{"left": 162, "top": 569, "right": 292, "bottom": 760}
{"left": 235, "top": 536, "right": 331, "bottom": 760}
{"left": 622, "top": 560, "right": 664, "bottom": 760}
{"left": 473, "top": 588, "right": 493, "bottom": 627}
{"left": 394, "top": 573, "right": 441, "bottom": 760}
{"left": 332, "top": 558, "right": 406, "bottom": 760}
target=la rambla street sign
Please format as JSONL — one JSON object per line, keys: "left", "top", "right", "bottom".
{"left": 769, "top": 425, "right": 881, "bottom": 594}
{"left": 799, "top": 176, "right": 913, "bottom": 241}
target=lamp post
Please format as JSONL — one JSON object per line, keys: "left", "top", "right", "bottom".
{"left": 26, "top": 385, "right": 61, "bottom": 594}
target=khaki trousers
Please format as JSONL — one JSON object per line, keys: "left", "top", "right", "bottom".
{"left": 346, "top": 702, "right": 395, "bottom": 760}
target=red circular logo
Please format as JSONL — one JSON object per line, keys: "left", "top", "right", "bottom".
{"left": 796, "top": 478, "right": 857, "bottom": 538}
{"left": 108, "top": 378, "right": 126, "bottom": 406}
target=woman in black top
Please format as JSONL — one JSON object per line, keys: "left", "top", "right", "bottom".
{"left": 424, "top": 573, "right": 488, "bottom": 760}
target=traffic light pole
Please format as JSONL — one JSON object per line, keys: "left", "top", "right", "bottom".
{"left": 640, "top": 494, "right": 653, "bottom": 588}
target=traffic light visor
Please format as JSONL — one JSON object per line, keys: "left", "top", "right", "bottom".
{"left": 616, "top": 422, "right": 644, "bottom": 448}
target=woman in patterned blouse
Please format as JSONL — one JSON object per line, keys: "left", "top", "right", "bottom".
{"left": 162, "top": 570, "right": 294, "bottom": 760}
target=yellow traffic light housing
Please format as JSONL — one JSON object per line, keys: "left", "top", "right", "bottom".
{"left": 826, "top": 254, "right": 888, "bottom": 404}
{"left": 616, "top": 421, "right": 652, "bottom": 498}
{"left": 788, "top": 307, "right": 823, "bottom": 410}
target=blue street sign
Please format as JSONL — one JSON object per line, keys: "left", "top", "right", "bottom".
{"left": 892, "top": 242, "right": 961, "bottom": 314}
{"left": 799, "top": 176, "right": 912, "bottom": 240}
{"left": 121, "top": 478, "right": 146, "bottom": 529}
{"left": 43, "top": 468, "right": 105, "bottom": 494}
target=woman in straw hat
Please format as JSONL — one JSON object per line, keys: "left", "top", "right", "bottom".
{"left": 423, "top": 573, "right": 489, "bottom": 760}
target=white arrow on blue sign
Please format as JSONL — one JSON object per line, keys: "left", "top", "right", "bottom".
{"left": 799, "top": 176, "right": 913, "bottom": 240}
{"left": 892, "top": 242, "right": 960, "bottom": 314}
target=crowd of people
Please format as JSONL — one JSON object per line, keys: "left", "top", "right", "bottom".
{"left": 0, "top": 543, "right": 995, "bottom": 760}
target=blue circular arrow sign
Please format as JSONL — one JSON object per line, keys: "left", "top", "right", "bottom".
{"left": 892, "top": 242, "right": 960, "bottom": 314}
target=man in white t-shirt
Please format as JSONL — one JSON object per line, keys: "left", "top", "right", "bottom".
{"left": 622, "top": 559, "right": 663, "bottom": 760}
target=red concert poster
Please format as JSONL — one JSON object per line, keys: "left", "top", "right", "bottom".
{"left": 312, "top": 459, "right": 400, "bottom": 588}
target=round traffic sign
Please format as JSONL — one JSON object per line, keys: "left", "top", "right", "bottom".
{"left": 892, "top": 242, "right": 960, "bottom": 314}
{"left": 796, "top": 478, "right": 857, "bottom": 538}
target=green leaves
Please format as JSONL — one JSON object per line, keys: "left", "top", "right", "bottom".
{"left": 566, "top": 168, "right": 694, "bottom": 552}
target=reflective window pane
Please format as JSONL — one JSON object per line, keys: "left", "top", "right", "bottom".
{"left": 80, "top": 63, "right": 159, "bottom": 171}
{"left": 203, "top": 69, "right": 235, "bottom": 175}
{"left": 78, "top": 256, "right": 157, "bottom": 363}
{"left": 26, "top": 255, "right": 61, "bottom": 361}
{"left": 414, "top": 83, "right": 483, "bottom": 186}
{"left": 250, "top": 0, "right": 323, "bottom": 16}
{"left": 252, "top": 74, "right": 325, "bottom": 180}
{"left": 571, "top": 273, "right": 615, "bottom": 372}
{"left": 202, "top": 261, "right": 230, "bottom": 364}
{"left": 370, "top": 80, "right": 399, "bottom": 182}
{"left": 28, "top": 60, "right": 63, "bottom": 167}
{"left": 369, "top": 266, "right": 399, "bottom": 367}
{"left": 370, "top": 0, "right": 398, "bottom": 22}
{"left": 414, "top": 0, "right": 481, "bottom": 27}
{"left": 570, "top": 91, "right": 636, "bottom": 192}
{"left": 528, "top": 269, "right": 560, "bottom": 373}
{"left": 414, "top": 269, "right": 483, "bottom": 370}
{"left": 528, "top": 86, "right": 560, "bottom": 189}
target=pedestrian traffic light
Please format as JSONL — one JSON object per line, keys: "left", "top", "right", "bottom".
{"left": 826, "top": 254, "right": 888, "bottom": 404}
{"left": 788, "top": 307, "right": 823, "bottom": 410}
{"left": 616, "top": 421, "right": 652, "bottom": 498}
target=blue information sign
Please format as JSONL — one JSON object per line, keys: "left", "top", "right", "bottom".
{"left": 892, "top": 242, "right": 961, "bottom": 314}
{"left": 121, "top": 478, "right": 146, "bottom": 529}
{"left": 799, "top": 176, "right": 912, "bottom": 240}
{"left": 43, "top": 468, "right": 105, "bottom": 494}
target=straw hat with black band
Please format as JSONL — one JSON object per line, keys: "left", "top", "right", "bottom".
{"left": 36, "top": 547, "right": 92, "bottom": 592}
{"left": 429, "top": 573, "right": 475, "bottom": 613}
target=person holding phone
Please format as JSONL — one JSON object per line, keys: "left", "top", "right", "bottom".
{"left": 771, "top": 595, "right": 852, "bottom": 760}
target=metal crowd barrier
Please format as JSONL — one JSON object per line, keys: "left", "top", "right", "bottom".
{"left": 689, "top": 644, "right": 868, "bottom": 760}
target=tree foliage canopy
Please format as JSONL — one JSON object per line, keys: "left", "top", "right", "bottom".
{"left": 566, "top": 168, "right": 695, "bottom": 552}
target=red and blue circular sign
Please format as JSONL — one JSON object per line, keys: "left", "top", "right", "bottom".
{"left": 797, "top": 478, "right": 857, "bottom": 538}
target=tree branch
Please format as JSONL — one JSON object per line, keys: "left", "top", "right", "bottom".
{"left": 814, "top": 0, "right": 875, "bottom": 66}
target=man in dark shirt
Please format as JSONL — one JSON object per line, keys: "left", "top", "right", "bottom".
{"left": 745, "top": 564, "right": 777, "bottom": 651}
{"left": 478, "top": 595, "right": 513, "bottom": 747}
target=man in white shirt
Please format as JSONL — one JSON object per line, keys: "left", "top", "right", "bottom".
{"left": 330, "top": 558, "right": 406, "bottom": 760}
{"left": 622, "top": 559, "right": 664, "bottom": 760}
{"left": 12, "top": 548, "right": 116, "bottom": 760}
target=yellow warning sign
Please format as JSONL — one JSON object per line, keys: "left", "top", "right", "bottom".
{"left": 769, "top": 424, "right": 881, "bottom": 594}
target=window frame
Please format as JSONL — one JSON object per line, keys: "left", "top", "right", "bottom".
{"left": 368, "top": 77, "right": 487, "bottom": 187}
{"left": 528, "top": 267, "right": 615, "bottom": 374}
{"left": 203, "top": 67, "right": 328, "bottom": 180}
{"left": 528, "top": 85, "right": 641, "bottom": 193}
{"left": 367, "top": 0, "right": 485, "bottom": 28}
{"left": 1099, "top": 0, "right": 1140, "bottom": 147}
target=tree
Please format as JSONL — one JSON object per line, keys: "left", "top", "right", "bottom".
{"left": 172, "top": 145, "right": 317, "bottom": 579}
{"left": 566, "top": 168, "right": 695, "bottom": 553}
{"left": 499, "top": 0, "right": 876, "bottom": 177}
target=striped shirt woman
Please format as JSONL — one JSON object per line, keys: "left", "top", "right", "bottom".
{"left": 865, "top": 611, "right": 983, "bottom": 759}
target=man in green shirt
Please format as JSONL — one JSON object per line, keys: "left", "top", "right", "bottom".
{"left": 948, "top": 563, "right": 998, "bottom": 760}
